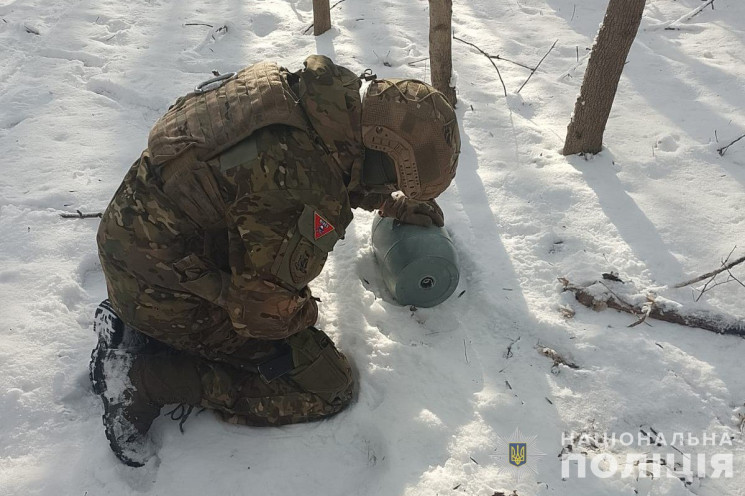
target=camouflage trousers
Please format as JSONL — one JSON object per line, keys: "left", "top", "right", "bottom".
{"left": 128, "top": 325, "right": 354, "bottom": 427}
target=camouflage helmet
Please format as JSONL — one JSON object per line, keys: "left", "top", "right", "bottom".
{"left": 361, "top": 79, "right": 460, "bottom": 200}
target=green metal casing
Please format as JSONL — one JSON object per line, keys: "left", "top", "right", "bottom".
{"left": 371, "top": 216, "right": 460, "bottom": 308}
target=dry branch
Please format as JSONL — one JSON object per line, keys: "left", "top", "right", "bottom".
{"left": 60, "top": 210, "right": 103, "bottom": 219}
{"left": 538, "top": 346, "right": 580, "bottom": 373}
{"left": 561, "top": 278, "right": 745, "bottom": 336}
{"left": 516, "top": 39, "right": 557, "bottom": 94}
{"left": 453, "top": 35, "right": 508, "bottom": 98}
{"left": 661, "top": 0, "right": 716, "bottom": 30}
{"left": 673, "top": 253, "right": 745, "bottom": 289}
{"left": 489, "top": 54, "right": 532, "bottom": 71}
{"left": 717, "top": 133, "right": 745, "bottom": 156}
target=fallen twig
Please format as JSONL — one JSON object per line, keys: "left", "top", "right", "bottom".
{"left": 538, "top": 346, "right": 580, "bottom": 373}
{"left": 303, "top": 0, "right": 347, "bottom": 34}
{"left": 517, "top": 39, "right": 558, "bottom": 94}
{"left": 504, "top": 336, "right": 520, "bottom": 359}
{"left": 184, "top": 23, "right": 214, "bottom": 28}
{"left": 559, "top": 304, "right": 575, "bottom": 319}
{"left": 453, "top": 35, "right": 508, "bottom": 98}
{"left": 561, "top": 278, "right": 745, "bottom": 336}
{"left": 691, "top": 250, "right": 736, "bottom": 301}
{"left": 673, "top": 249, "right": 745, "bottom": 288}
{"left": 560, "top": 50, "right": 591, "bottom": 79}
{"left": 717, "top": 133, "right": 745, "bottom": 156}
{"left": 598, "top": 280, "right": 637, "bottom": 313}
{"left": 628, "top": 299, "right": 653, "bottom": 327}
{"left": 726, "top": 267, "right": 745, "bottom": 289}
{"left": 406, "top": 57, "right": 429, "bottom": 67}
{"left": 60, "top": 210, "right": 103, "bottom": 219}
{"left": 24, "top": 24, "right": 40, "bottom": 35}
{"left": 665, "top": 0, "right": 715, "bottom": 30}
{"left": 652, "top": 0, "right": 716, "bottom": 31}
{"left": 489, "top": 54, "right": 532, "bottom": 71}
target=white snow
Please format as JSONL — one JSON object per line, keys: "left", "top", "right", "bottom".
{"left": 2, "top": 0, "right": 745, "bottom": 494}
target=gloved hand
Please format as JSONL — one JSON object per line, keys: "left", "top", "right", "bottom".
{"left": 379, "top": 195, "right": 444, "bottom": 227}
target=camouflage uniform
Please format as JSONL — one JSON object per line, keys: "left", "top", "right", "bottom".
{"left": 97, "top": 56, "right": 384, "bottom": 425}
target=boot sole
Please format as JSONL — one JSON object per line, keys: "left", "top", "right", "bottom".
{"left": 91, "top": 347, "right": 149, "bottom": 468}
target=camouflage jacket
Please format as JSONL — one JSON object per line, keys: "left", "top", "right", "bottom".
{"left": 97, "top": 56, "right": 387, "bottom": 345}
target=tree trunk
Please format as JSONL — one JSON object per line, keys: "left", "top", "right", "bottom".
{"left": 313, "top": 0, "right": 331, "bottom": 36}
{"left": 429, "top": 0, "right": 456, "bottom": 106}
{"left": 562, "top": 0, "right": 646, "bottom": 156}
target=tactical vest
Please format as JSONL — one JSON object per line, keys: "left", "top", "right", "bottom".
{"left": 147, "top": 61, "right": 309, "bottom": 166}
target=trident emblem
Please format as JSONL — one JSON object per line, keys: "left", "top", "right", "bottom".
{"left": 509, "top": 443, "right": 527, "bottom": 467}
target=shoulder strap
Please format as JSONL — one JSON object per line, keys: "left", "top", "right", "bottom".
{"left": 148, "top": 62, "right": 309, "bottom": 165}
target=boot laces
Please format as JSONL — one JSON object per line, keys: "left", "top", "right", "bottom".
{"left": 165, "top": 404, "right": 202, "bottom": 433}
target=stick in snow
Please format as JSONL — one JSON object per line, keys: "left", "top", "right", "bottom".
{"left": 561, "top": 278, "right": 745, "bottom": 336}
{"left": 516, "top": 40, "right": 558, "bottom": 94}
{"left": 453, "top": 35, "right": 508, "bottom": 98}
{"left": 673, "top": 252, "right": 745, "bottom": 288}
{"left": 651, "top": 0, "right": 716, "bottom": 31}
{"left": 489, "top": 54, "right": 533, "bottom": 71}
{"left": 538, "top": 346, "right": 580, "bottom": 373}
{"left": 717, "top": 133, "right": 745, "bottom": 156}
{"left": 60, "top": 210, "right": 103, "bottom": 219}
{"left": 665, "top": 0, "right": 715, "bottom": 30}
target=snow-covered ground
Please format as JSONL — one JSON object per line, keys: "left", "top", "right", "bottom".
{"left": 2, "top": 0, "right": 745, "bottom": 494}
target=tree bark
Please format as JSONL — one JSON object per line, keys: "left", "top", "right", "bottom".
{"left": 562, "top": 0, "right": 646, "bottom": 156}
{"left": 429, "top": 0, "right": 456, "bottom": 106}
{"left": 313, "top": 0, "right": 331, "bottom": 36}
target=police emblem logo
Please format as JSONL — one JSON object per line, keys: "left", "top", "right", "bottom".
{"left": 509, "top": 442, "right": 527, "bottom": 467}
{"left": 492, "top": 428, "right": 545, "bottom": 482}
{"left": 313, "top": 212, "right": 335, "bottom": 240}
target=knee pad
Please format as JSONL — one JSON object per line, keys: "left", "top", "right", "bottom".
{"left": 286, "top": 327, "right": 354, "bottom": 404}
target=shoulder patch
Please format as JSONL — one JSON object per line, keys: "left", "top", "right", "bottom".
{"left": 313, "top": 212, "right": 335, "bottom": 240}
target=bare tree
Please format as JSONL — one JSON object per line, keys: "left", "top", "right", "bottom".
{"left": 429, "top": 0, "right": 456, "bottom": 105}
{"left": 562, "top": 0, "right": 646, "bottom": 156}
{"left": 313, "top": 0, "right": 331, "bottom": 36}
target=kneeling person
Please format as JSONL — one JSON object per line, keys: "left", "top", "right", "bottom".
{"left": 92, "top": 55, "right": 460, "bottom": 466}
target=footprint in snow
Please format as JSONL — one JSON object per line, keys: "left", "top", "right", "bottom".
{"left": 250, "top": 13, "right": 279, "bottom": 37}
{"left": 655, "top": 134, "right": 681, "bottom": 153}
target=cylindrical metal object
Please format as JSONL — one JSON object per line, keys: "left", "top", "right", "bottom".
{"left": 371, "top": 215, "right": 459, "bottom": 308}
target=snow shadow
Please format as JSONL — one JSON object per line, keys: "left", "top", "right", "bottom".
{"left": 567, "top": 152, "right": 686, "bottom": 284}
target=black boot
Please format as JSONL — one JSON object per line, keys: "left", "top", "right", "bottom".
{"left": 92, "top": 350, "right": 159, "bottom": 467}
{"left": 90, "top": 300, "right": 159, "bottom": 467}
{"left": 90, "top": 300, "right": 151, "bottom": 393}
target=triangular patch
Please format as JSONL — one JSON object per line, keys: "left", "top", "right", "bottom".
{"left": 314, "top": 212, "right": 335, "bottom": 240}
